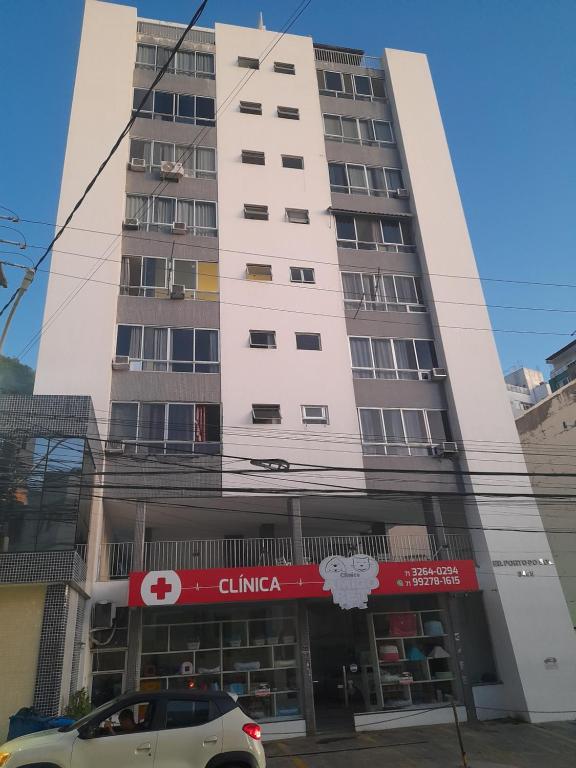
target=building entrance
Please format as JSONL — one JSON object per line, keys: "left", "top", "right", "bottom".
{"left": 308, "top": 601, "right": 371, "bottom": 732}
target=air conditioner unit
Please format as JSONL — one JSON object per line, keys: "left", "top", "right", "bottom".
{"left": 170, "top": 284, "right": 186, "bottom": 299}
{"left": 172, "top": 221, "right": 187, "bottom": 234}
{"left": 122, "top": 217, "right": 139, "bottom": 230}
{"left": 104, "top": 440, "right": 125, "bottom": 455}
{"left": 128, "top": 157, "right": 146, "bottom": 172}
{"left": 160, "top": 160, "right": 184, "bottom": 180}
{"left": 395, "top": 188, "right": 410, "bottom": 198}
{"left": 431, "top": 441, "right": 459, "bottom": 457}
{"left": 92, "top": 601, "right": 114, "bottom": 631}
{"left": 431, "top": 367, "right": 448, "bottom": 380}
{"left": 112, "top": 355, "right": 130, "bottom": 371}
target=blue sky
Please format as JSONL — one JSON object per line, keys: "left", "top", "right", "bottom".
{"left": 1, "top": 0, "right": 575, "bottom": 376}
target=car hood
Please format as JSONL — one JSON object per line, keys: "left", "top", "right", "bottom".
{"left": 2, "top": 728, "right": 75, "bottom": 751}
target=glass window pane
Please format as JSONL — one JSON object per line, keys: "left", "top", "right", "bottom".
{"left": 394, "top": 276, "right": 417, "bottom": 303}
{"left": 195, "top": 330, "right": 219, "bottom": 362}
{"left": 329, "top": 163, "right": 347, "bottom": 187}
{"left": 354, "top": 75, "right": 372, "bottom": 95}
{"left": 403, "top": 411, "right": 427, "bottom": 443}
{"left": 177, "top": 94, "right": 195, "bottom": 118}
{"left": 383, "top": 410, "right": 404, "bottom": 443}
{"left": 359, "top": 409, "right": 384, "bottom": 442}
{"left": 374, "top": 120, "right": 393, "bottom": 142}
{"left": 110, "top": 403, "right": 138, "bottom": 441}
{"left": 175, "top": 50, "right": 195, "bottom": 74}
{"left": 116, "top": 325, "right": 142, "bottom": 358}
{"left": 368, "top": 167, "right": 385, "bottom": 192}
{"left": 325, "top": 71, "right": 343, "bottom": 91}
{"left": 335, "top": 215, "right": 355, "bottom": 241}
{"left": 371, "top": 339, "right": 394, "bottom": 369}
{"left": 122, "top": 256, "right": 141, "bottom": 287}
{"left": 385, "top": 169, "right": 403, "bottom": 190}
{"left": 371, "top": 77, "right": 386, "bottom": 98}
{"left": 196, "top": 97, "right": 215, "bottom": 121}
{"left": 362, "top": 275, "right": 379, "bottom": 302}
{"left": 196, "top": 52, "right": 215, "bottom": 74}
{"left": 136, "top": 44, "right": 156, "bottom": 67}
{"left": 196, "top": 147, "right": 215, "bottom": 174}
{"left": 171, "top": 329, "right": 195, "bottom": 371}
{"left": 142, "top": 258, "right": 167, "bottom": 288}
{"left": 341, "top": 118, "right": 358, "bottom": 139}
{"left": 173, "top": 260, "right": 197, "bottom": 289}
{"left": 126, "top": 195, "right": 146, "bottom": 221}
{"left": 380, "top": 275, "right": 396, "bottom": 301}
{"left": 177, "top": 200, "right": 195, "bottom": 228}
{"left": 154, "top": 91, "right": 174, "bottom": 116}
{"left": 324, "top": 115, "right": 341, "bottom": 136}
{"left": 142, "top": 327, "right": 168, "bottom": 362}
{"left": 168, "top": 404, "right": 195, "bottom": 441}
{"left": 350, "top": 337, "right": 372, "bottom": 368}
{"left": 166, "top": 700, "right": 211, "bottom": 729}
{"left": 358, "top": 119, "right": 375, "bottom": 141}
{"left": 153, "top": 142, "right": 174, "bottom": 165}
{"left": 342, "top": 273, "right": 363, "bottom": 301}
{"left": 141, "top": 404, "right": 166, "bottom": 441}
{"left": 133, "top": 88, "right": 153, "bottom": 112}
{"left": 393, "top": 340, "right": 417, "bottom": 369}
{"left": 342, "top": 73, "right": 354, "bottom": 93}
{"left": 156, "top": 47, "right": 172, "bottom": 69}
{"left": 415, "top": 340, "right": 437, "bottom": 369}
{"left": 130, "top": 139, "right": 150, "bottom": 163}
{"left": 356, "top": 217, "right": 377, "bottom": 243}
{"left": 348, "top": 165, "right": 367, "bottom": 191}
{"left": 381, "top": 220, "right": 402, "bottom": 243}
{"left": 153, "top": 197, "right": 175, "bottom": 224}
{"left": 195, "top": 202, "right": 217, "bottom": 231}
{"left": 427, "top": 411, "right": 449, "bottom": 443}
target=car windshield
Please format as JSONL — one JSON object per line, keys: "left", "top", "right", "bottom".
{"left": 58, "top": 700, "right": 123, "bottom": 732}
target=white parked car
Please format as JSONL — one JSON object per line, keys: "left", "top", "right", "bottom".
{"left": 0, "top": 691, "right": 266, "bottom": 768}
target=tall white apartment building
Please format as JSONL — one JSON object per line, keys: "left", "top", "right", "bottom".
{"left": 28, "top": 0, "right": 576, "bottom": 736}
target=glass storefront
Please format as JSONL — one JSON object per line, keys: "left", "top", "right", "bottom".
{"left": 139, "top": 603, "right": 301, "bottom": 722}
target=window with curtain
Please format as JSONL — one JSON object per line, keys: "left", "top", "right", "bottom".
{"left": 383, "top": 410, "right": 405, "bottom": 445}
{"left": 140, "top": 403, "right": 166, "bottom": 444}
{"left": 348, "top": 165, "right": 368, "bottom": 193}
{"left": 152, "top": 142, "right": 175, "bottom": 166}
{"left": 125, "top": 195, "right": 149, "bottom": 223}
{"left": 142, "top": 327, "right": 168, "bottom": 371}
{"left": 358, "top": 409, "right": 384, "bottom": 444}
{"left": 136, "top": 44, "right": 156, "bottom": 68}
{"left": 358, "top": 408, "right": 449, "bottom": 455}
{"left": 130, "top": 138, "right": 152, "bottom": 165}
{"left": 323, "top": 114, "right": 341, "bottom": 137}
{"left": 109, "top": 403, "right": 138, "bottom": 441}
{"left": 342, "top": 273, "right": 364, "bottom": 306}
{"left": 350, "top": 337, "right": 436, "bottom": 379}
{"left": 196, "top": 52, "right": 215, "bottom": 76}
{"left": 116, "top": 326, "right": 143, "bottom": 365}
{"left": 177, "top": 200, "right": 194, "bottom": 230}
{"left": 175, "top": 50, "right": 195, "bottom": 74}
{"left": 153, "top": 197, "right": 175, "bottom": 225}
{"left": 195, "top": 202, "right": 217, "bottom": 235}
{"left": 175, "top": 144, "right": 195, "bottom": 174}
{"left": 350, "top": 338, "right": 373, "bottom": 377}
{"left": 195, "top": 147, "right": 216, "bottom": 177}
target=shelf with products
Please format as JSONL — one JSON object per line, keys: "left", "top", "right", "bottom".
{"left": 139, "top": 613, "right": 300, "bottom": 721}
{"left": 368, "top": 608, "right": 456, "bottom": 710}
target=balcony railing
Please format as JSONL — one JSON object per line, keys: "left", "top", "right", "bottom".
{"left": 98, "top": 534, "right": 472, "bottom": 580}
{"left": 314, "top": 47, "right": 383, "bottom": 70}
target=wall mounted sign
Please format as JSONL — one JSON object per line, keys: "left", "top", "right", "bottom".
{"left": 128, "top": 558, "right": 478, "bottom": 608}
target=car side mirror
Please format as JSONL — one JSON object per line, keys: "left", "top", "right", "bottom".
{"left": 78, "top": 724, "right": 99, "bottom": 740}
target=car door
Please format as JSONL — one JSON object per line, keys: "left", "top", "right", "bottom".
{"left": 154, "top": 698, "right": 223, "bottom": 768}
{"left": 71, "top": 700, "right": 159, "bottom": 768}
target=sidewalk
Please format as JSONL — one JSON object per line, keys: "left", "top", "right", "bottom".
{"left": 265, "top": 719, "right": 576, "bottom": 768}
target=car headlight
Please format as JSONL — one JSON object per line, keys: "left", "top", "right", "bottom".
{"left": 0, "top": 752, "right": 11, "bottom": 766}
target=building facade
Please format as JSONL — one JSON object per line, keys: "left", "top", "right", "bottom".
{"left": 24, "top": 0, "right": 576, "bottom": 736}
{"left": 547, "top": 339, "right": 576, "bottom": 393}
{"left": 504, "top": 367, "right": 550, "bottom": 418}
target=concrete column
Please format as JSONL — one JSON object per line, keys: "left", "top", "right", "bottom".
{"left": 124, "top": 502, "right": 146, "bottom": 693}
{"left": 288, "top": 498, "right": 316, "bottom": 734}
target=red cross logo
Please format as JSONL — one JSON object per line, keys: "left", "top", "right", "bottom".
{"left": 141, "top": 570, "right": 182, "bottom": 605}
{"left": 151, "top": 577, "right": 172, "bottom": 601}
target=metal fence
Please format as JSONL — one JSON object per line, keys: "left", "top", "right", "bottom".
{"left": 98, "top": 534, "right": 472, "bottom": 580}
{"left": 137, "top": 21, "right": 215, "bottom": 45}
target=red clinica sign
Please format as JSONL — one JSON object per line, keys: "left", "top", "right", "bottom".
{"left": 128, "top": 559, "right": 478, "bottom": 608}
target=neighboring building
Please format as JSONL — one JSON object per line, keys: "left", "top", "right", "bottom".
{"left": 505, "top": 367, "right": 550, "bottom": 418}
{"left": 547, "top": 339, "right": 576, "bottom": 393}
{"left": 515, "top": 379, "right": 576, "bottom": 626}
{"left": 21, "top": 0, "right": 576, "bottom": 736}
{"left": 0, "top": 395, "right": 99, "bottom": 742}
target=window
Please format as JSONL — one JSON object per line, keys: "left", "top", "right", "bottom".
{"left": 120, "top": 257, "right": 218, "bottom": 300}
{"left": 323, "top": 114, "right": 394, "bottom": 146}
{"left": 274, "top": 61, "right": 296, "bottom": 75}
{"left": 349, "top": 337, "right": 437, "bottom": 380}
{"left": 136, "top": 44, "right": 215, "bottom": 79}
{"left": 240, "top": 100, "right": 262, "bottom": 115}
{"left": 290, "top": 267, "right": 315, "bottom": 284}
{"left": 282, "top": 155, "right": 304, "bottom": 170}
{"left": 358, "top": 408, "right": 450, "bottom": 456}
{"left": 116, "top": 325, "right": 219, "bottom": 373}
{"left": 296, "top": 333, "right": 321, "bottom": 351}
{"left": 286, "top": 208, "right": 310, "bottom": 224}
{"left": 317, "top": 70, "right": 386, "bottom": 101}
{"left": 109, "top": 402, "right": 221, "bottom": 454}
{"left": 242, "top": 150, "right": 266, "bottom": 165}
{"left": 277, "top": 105, "right": 300, "bottom": 120}
{"left": 328, "top": 162, "right": 404, "bottom": 197}
{"left": 238, "top": 56, "right": 259, "bottom": 69}
{"left": 129, "top": 139, "right": 216, "bottom": 179}
{"left": 302, "top": 405, "right": 329, "bottom": 425}
{"left": 165, "top": 699, "right": 212, "bottom": 729}
{"left": 252, "top": 404, "right": 281, "bottom": 424}
{"left": 90, "top": 700, "right": 157, "bottom": 737}
{"left": 125, "top": 195, "right": 217, "bottom": 236}
{"left": 246, "top": 264, "right": 272, "bottom": 281}
{"left": 133, "top": 88, "right": 215, "bottom": 126}
{"left": 341, "top": 272, "right": 424, "bottom": 313}
{"left": 244, "top": 204, "right": 269, "bottom": 221}
{"left": 249, "top": 330, "right": 277, "bottom": 349}
{"left": 334, "top": 213, "right": 414, "bottom": 252}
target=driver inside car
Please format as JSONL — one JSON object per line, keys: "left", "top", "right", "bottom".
{"left": 103, "top": 708, "right": 138, "bottom": 735}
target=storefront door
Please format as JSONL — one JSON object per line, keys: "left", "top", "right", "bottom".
{"left": 308, "top": 602, "right": 370, "bottom": 731}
